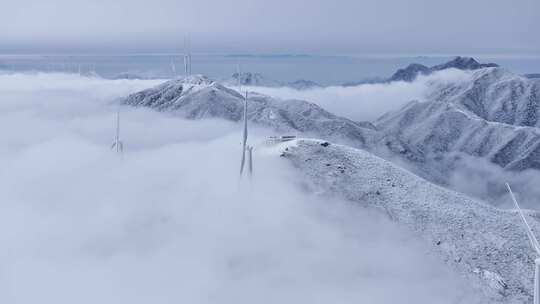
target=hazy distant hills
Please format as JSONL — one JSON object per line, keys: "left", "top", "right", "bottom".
{"left": 525, "top": 73, "right": 540, "bottom": 79}
{"left": 224, "top": 72, "right": 322, "bottom": 90}
{"left": 222, "top": 56, "right": 505, "bottom": 87}
{"left": 226, "top": 72, "right": 281, "bottom": 87}
{"left": 111, "top": 72, "right": 149, "bottom": 80}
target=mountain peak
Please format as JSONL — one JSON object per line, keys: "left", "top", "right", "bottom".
{"left": 389, "top": 56, "right": 499, "bottom": 82}
{"left": 389, "top": 63, "right": 430, "bottom": 82}
{"left": 179, "top": 74, "right": 215, "bottom": 85}
{"left": 431, "top": 56, "right": 499, "bottom": 71}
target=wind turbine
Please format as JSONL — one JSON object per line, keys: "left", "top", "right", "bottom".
{"left": 239, "top": 91, "right": 253, "bottom": 177}
{"left": 183, "top": 36, "right": 192, "bottom": 77}
{"left": 171, "top": 59, "right": 177, "bottom": 78}
{"left": 188, "top": 39, "right": 192, "bottom": 75}
{"left": 236, "top": 63, "right": 243, "bottom": 88}
{"left": 506, "top": 182, "right": 540, "bottom": 304}
{"left": 111, "top": 108, "right": 123, "bottom": 154}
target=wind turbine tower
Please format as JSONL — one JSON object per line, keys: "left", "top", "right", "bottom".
{"left": 506, "top": 183, "right": 540, "bottom": 304}
{"left": 188, "top": 37, "right": 192, "bottom": 75}
{"left": 236, "top": 63, "right": 243, "bottom": 89}
{"left": 239, "top": 91, "right": 253, "bottom": 177}
{"left": 171, "top": 59, "right": 177, "bottom": 78}
{"left": 111, "top": 108, "right": 124, "bottom": 154}
{"left": 183, "top": 37, "right": 192, "bottom": 76}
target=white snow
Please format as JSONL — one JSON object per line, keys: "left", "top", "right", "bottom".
{"left": 277, "top": 138, "right": 540, "bottom": 303}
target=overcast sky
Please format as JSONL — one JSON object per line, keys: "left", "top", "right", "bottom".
{"left": 1, "top": 0, "right": 539, "bottom": 54}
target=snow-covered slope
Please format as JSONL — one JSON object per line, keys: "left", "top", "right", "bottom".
{"left": 389, "top": 63, "right": 431, "bottom": 82}
{"left": 122, "top": 75, "right": 377, "bottom": 146}
{"left": 427, "top": 68, "right": 540, "bottom": 128}
{"left": 377, "top": 67, "right": 540, "bottom": 172}
{"left": 278, "top": 138, "right": 540, "bottom": 303}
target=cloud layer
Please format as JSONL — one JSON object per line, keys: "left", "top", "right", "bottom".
{"left": 0, "top": 72, "right": 480, "bottom": 303}
{"left": 246, "top": 69, "right": 472, "bottom": 122}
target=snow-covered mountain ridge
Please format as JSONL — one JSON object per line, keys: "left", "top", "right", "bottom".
{"left": 378, "top": 67, "right": 540, "bottom": 171}
{"left": 278, "top": 138, "right": 540, "bottom": 303}
{"left": 122, "top": 75, "right": 377, "bottom": 146}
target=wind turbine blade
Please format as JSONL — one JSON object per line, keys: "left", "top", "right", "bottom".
{"left": 236, "top": 63, "right": 242, "bottom": 89}
{"left": 243, "top": 98, "right": 248, "bottom": 144}
{"left": 111, "top": 142, "right": 116, "bottom": 149}
{"left": 240, "top": 92, "right": 249, "bottom": 176}
{"left": 239, "top": 147, "right": 246, "bottom": 175}
{"left": 188, "top": 37, "right": 192, "bottom": 75}
{"left": 116, "top": 109, "right": 120, "bottom": 138}
{"left": 533, "top": 259, "right": 540, "bottom": 304}
{"left": 171, "top": 59, "right": 176, "bottom": 77}
{"left": 183, "top": 36, "right": 188, "bottom": 76}
{"left": 506, "top": 183, "right": 540, "bottom": 255}
{"left": 248, "top": 146, "right": 253, "bottom": 176}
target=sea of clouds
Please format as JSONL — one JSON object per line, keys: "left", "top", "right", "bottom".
{"left": 0, "top": 72, "right": 482, "bottom": 303}
{"left": 244, "top": 68, "right": 472, "bottom": 122}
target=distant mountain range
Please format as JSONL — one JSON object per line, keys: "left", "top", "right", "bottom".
{"left": 110, "top": 72, "right": 149, "bottom": 80}
{"left": 225, "top": 54, "right": 312, "bottom": 59}
{"left": 221, "top": 57, "right": 513, "bottom": 88}
{"left": 525, "top": 73, "right": 540, "bottom": 79}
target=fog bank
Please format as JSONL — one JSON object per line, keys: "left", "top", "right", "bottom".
{"left": 0, "top": 72, "right": 480, "bottom": 303}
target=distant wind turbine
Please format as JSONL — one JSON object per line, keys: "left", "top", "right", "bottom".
{"left": 506, "top": 183, "right": 540, "bottom": 304}
{"left": 111, "top": 108, "right": 123, "bottom": 154}
{"left": 239, "top": 91, "right": 253, "bottom": 177}
{"left": 183, "top": 37, "right": 192, "bottom": 77}
{"left": 188, "top": 37, "right": 192, "bottom": 75}
{"left": 236, "top": 63, "right": 242, "bottom": 89}
{"left": 171, "top": 59, "right": 177, "bottom": 78}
